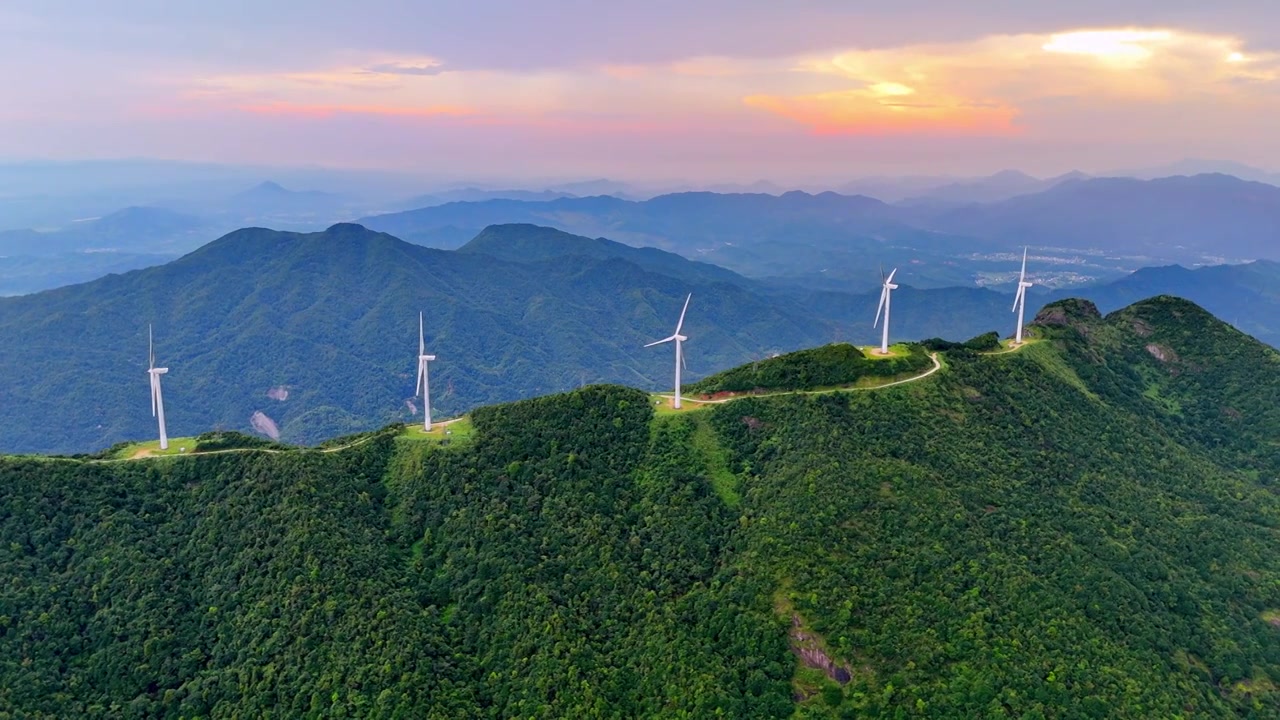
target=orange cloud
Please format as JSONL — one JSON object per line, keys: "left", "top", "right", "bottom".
{"left": 237, "top": 101, "right": 474, "bottom": 118}
{"left": 748, "top": 27, "right": 1277, "bottom": 135}
{"left": 744, "top": 88, "right": 1019, "bottom": 136}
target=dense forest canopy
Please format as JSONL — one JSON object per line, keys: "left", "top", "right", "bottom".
{"left": 3, "top": 295, "right": 1280, "bottom": 718}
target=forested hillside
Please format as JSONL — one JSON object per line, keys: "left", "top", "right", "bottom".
{"left": 0, "top": 221, "right": 1023, "bottom": 455}
{"left": 4, "top": 296, "right": 1280, "bottom": 717}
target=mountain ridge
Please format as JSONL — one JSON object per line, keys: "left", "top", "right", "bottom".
{"left": 5, "top": 294, "right": 1280, "bottom": 717}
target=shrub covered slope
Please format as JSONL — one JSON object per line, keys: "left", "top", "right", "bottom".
{"left": 3, "top": 296, "right": 1280, "bottom": 718}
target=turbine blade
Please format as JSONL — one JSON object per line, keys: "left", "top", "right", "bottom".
{"left": 645, "top": 336, "right": 676, "bottom": 348}
{"left": 1020, "top": 246, "right": 1028, "bottom": 281}
{"left": 885, "top": 268, "right": 898, "bottom": 285}
{"left": 674, "top": 293, "right": 691, "bottom": 335}
{"left": 150, "top": 375, "right": 158, "bottom": 417}
{"left": 874, "top": 288, "right": 887, "bottom": 328}
{"left": 679, "top": 341, "right": 687, "bottom": 370}
{"left": 416, "top": 361, "right": 424, "bottom": 395}
{"left": 148, "top": 324, "right": 154, "bottom": 370}
{"left": 1012, "top": 284, "right": 1024, "bottom": 312}
{"left": 419, "top": 312, "right": 425, "bottom": 355}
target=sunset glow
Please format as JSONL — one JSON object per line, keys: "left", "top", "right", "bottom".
{"left": 4, "top": 1, "right": 1280, "bottom": 178}
{"left": 237, "top": 102, "right": 475, "bottom": 119}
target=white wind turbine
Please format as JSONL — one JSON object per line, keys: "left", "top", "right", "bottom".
{"left": 873, "top": 268, "right": 899, "bottom": 355}
{"left": 147, "top": 325, "right": 170, "bottom": 450}
{"left": 645, "top": 293, "right": 691, "bottom": 409}
{"left": 415, "top": 312, "right": 437, "bottom": 430}
{"left": 1012, "top": 247, "right": 1033, "bottom": 345}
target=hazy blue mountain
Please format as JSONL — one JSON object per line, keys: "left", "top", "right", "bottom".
{"left": 906, "top": 169, "right": 1090, "bottom": 205}
{"left": 0, "top": 206, "right": 208, "bottom": 256}
{"left": 359, "top": 195, "right": 632, "bottom": 248}
{"left": 836, "top": 174, "right": 965, "bottom": 202}
{"left": 360, "top": 190, "right": 917, "bottom": 257}
{"left": 545, "top": 178, "right": 640, "bottom": 198}
{"left": 357, "top": 188, "right": 1154, "bottom": 290}
{"left": 393, "top": 188, "right": 576, "bottom": 211}
{"left": 225, "top": 181, "right": 346, "bottom": 216}
{"left": 0, "top": 159, "right": 428, "bottom": 230}
{"left": 0, "top": 251, "right": 176, "bottom": 297}
{"left": 1118, "top": 158, "right": 1280, "bottom": 184}
{"left": 930, "top": 174, "right": 1280, "bottom": 260}
{"left": 458, "top": 223, "right": 750, "bottom": 287}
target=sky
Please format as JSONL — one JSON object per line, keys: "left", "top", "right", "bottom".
{"left": 3, "top": 0, "right": 1279, "bottom": 183}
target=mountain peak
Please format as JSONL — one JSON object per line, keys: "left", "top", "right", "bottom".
{"left": 324, "top": 222, "right": 371, "bottom": 234}
{"left": 1034, "top": 298, "right": 1102, "bottom": 327}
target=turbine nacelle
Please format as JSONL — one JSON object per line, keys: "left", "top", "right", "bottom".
{"left": 645, "top": 334, "right": 684, "bottom": 348}
{"left": 873, "top": 268, "right": 899, "bottom": 330}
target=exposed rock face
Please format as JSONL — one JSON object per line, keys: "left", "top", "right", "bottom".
{"left": 1034, "top": 298, "right": 1101, "bottom": 327}
{"left": 789, "top": 615, "right": 853, "bottom": 685}
{"left": 250, "top": 411, "right": 281, "bottom": 440}
{"left": 1146, "top": 343, "right": 1177, "bottom": 363}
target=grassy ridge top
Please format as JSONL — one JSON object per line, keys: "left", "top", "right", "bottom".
{"left": 686, "top": 342, "right": 933, "bottom": 396}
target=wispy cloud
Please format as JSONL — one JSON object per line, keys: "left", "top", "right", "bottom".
{"left": 747, "top": 27, "right": 1280, "bottom": 134}
{"left": 237, "top": 101, "right": 474, "bottom": 118}
{"left": 360, "top": 58, "right": 446, "bottom": 76}
{"left": 172, "top": 27, "right": 1280, "bottom": 142}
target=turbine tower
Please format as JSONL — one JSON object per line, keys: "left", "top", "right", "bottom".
{"left": 1012, "top": 247, "right": 1034, "bottom": 345}
{"left": 415, "top": 312, "right": 437, "bottom": 430}
{"left": 147, "top": 325, "right": 170, "bottom": 450}
{"left": 873, "top": 268, "right": 899, "bottom": 355}
{"left": 645, "top": 293, "right": 691, "bottom": 409}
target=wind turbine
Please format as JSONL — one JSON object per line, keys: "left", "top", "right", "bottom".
{"left": 147, "top": 325, "right": 169, "bottom": 450}
{"left": 645, "top": 293, "right": 691, "bottom": 409}
{"left": 415, "top": 312, "right": 436, "bottom": 430}
{"left": 873, "top": 268, "right": 898, "bottom": 355}
{"left": 1012, "top": 247, "right": 1033, "bottom": 345}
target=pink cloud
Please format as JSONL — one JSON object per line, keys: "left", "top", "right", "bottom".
{"left": 236, "top": 101, "right": 476, "bottom": 118}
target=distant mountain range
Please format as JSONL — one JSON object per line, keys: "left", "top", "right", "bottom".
{"left": 6, "top": 170, "right": 1280, "bottom": 300}
{"left": 928, "top": 174, "right": 1280, "bottom": 260}
{"left": 388, "top": 188, "right": 577, "bottom": 212}
{"left": 357, "top": 173, "right": 1280, "bottom": 289}
{"left": 0, "top": 206, "right": 207, "bottom": 256}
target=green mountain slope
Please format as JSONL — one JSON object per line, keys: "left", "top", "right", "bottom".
{"left": 458, "top": 223, "right": 749, "bottom": 287}
{"left": 0, "top": 222, "right": 1018, "bottom": 455}
{"left": 4, "top": 296, "right": 1280, "bottom": 717}
{"left": 1046, "top": 260, "right": 1280, "bottom": 348}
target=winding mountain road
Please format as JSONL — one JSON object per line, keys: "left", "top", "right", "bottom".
{"left": 661, "top": 352, "right": 944, "bottom": 406}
